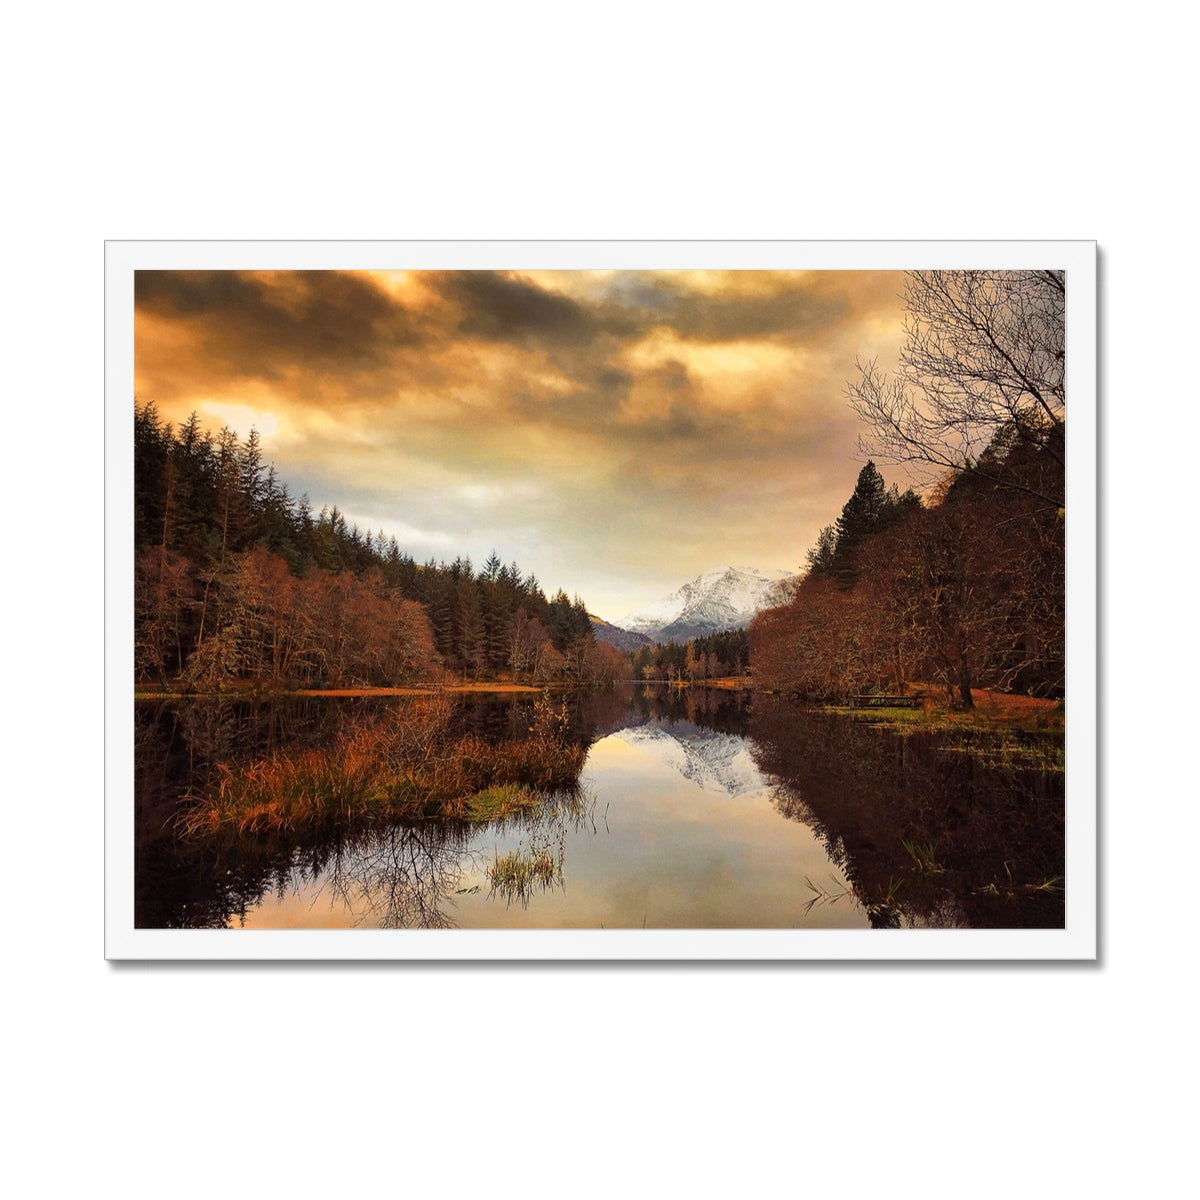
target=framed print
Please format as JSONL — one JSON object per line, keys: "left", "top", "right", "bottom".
{"left": 106, "top": 240, "right": 1096, "bottom": 960}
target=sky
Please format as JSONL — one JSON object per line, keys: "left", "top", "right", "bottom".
{"left": 134, "top": 268, "right": 909, "bottom": 620}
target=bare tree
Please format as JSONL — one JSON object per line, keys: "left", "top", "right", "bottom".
{"left": 847, "top": 269, "right": 1066, "bottom": 508}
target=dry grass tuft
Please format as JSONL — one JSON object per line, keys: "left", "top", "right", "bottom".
{"left": 175, "top": 693, "right": 587, "bottom": 837}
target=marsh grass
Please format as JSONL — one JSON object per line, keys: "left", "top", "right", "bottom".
{"left": 973, "top": 868, "right": 1063, "bottom": 902}
{"left": 1025, "top": 875, "right": 1064, "bottom": 893}
{"left": 902, "top": 839, "right": 943, "bottom": 873}
{"left": 829, "top": 699, "right": 1064, "bottom": 772}
{"left": 801, "top": 874, "right": 853, "bottom": 916}
{"left": 460, "top": 784, "right": 543, "bottom": 820}
{"left": 479, "top": 785, "right": 599, "bottom": 908}
{"left": 175, "top": 693, "right": 588, "bottom": 837}
{"left": 832, "top": 696, "right": 1064, "bottom": 738}
{"left": 487, "top": 843, "right": 563, "bottom": 906}
{"left": 935, "top": 731, "right": 1065, "bottom": 772}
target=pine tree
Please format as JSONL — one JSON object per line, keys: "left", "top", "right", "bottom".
{"left": 805, "top": 524, "right": 837, "bottom": 577}
{"left": 832, "top": 461, "right": 888, "bottom": 586}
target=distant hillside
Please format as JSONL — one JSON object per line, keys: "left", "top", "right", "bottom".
{"left": 590, "top": 615, "right": 653, "bottom": 652}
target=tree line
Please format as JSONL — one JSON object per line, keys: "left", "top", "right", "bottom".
{"left": 628, "top": 629, "right": 750, "bottom": 683}
{"left": 134, "top": 401, "right": 623, "bottom": 689}
{"left": 751, "top": 269, "right": 1067, "bottom": 709}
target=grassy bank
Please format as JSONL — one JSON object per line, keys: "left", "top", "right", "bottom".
{"left": 673, "top": 677, "right": 1063, "bottom": 736}
{"left": 827, "top": 689, "right": 1063, "bottom": 734}
{"left": 820, "top": 690, "right": 1065, "bottom": 771}
{"left": 694, "top": 676, "right": 755, "bottom": 691}
{"left": 176, "top": 693, "right": 586, "bottom": 837}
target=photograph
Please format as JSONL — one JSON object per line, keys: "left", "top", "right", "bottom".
{"left": 16, "top": 3, "right": 1193, "bottom": 1189}
{"left": 107, "top": 241, "right": 1095, "bottom": 958}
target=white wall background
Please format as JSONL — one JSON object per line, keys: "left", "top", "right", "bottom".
{"left": 6, "top": 3, "right": 1191, "bottom": 1196}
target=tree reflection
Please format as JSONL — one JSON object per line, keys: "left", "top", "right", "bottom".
{"left": 751, "top": 700, "right": 1064, "bottom": 929}
{"left": 321, "top": 824, "right": 478, "bottom": 929}
{"left": 236, "top": 788, "right": 597, "bottom": 928}
{"left": 135, "top": 686, "right": 1064, "bottom": 931}
{"left": 134, "top": 694, "right": 600, "bottom": 928}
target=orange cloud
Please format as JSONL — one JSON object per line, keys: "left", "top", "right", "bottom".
{"left": 134, "top": 268, "right": 909, "bottom": 618}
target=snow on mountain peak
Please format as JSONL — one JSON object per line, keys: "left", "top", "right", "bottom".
{"left": 617, "top": 565, "right": 794, "bottom": 642}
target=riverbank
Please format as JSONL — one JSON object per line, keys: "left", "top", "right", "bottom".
{"left": 135, "top": 680, "right": 545, "bottom": 700}
{"left": 175, "top": 692, "right": 586, "bottom": 837}
{"left": 135, "top": 676, "right": 1064, "bottom": 736}
{"left": 686, "top": 677, "right": 1064, "bottom": 735}
{"left": 825, "top": 688, "right": 1064, "bottom": 733}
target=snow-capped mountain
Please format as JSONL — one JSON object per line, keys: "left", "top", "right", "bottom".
{"left": 608, "top": 723, "right": 770, "bottom": 798}
{"left": 616, "top": 565, "right": 795, "bottom": 643}
{"left": 589, "top": 614, "right": 653, "bottom": 652}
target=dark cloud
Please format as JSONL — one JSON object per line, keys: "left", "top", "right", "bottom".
{"left": 649, "top": 359, "right": 690, "bottom": 391}
{"left": 596, "top": 271, "right": 861, "bottom": 343}
{"left": 426, "top": 271, "right": 607, "bottom": 347}
{"left": 493, "top": 357, "right": 698, "bottom": 440}
{"left": 424, "top": 269, "right": 864, "bottom": 353}
{"left": 134, "top": 267, "right": 908, "bottom": 617}
{"left": 670, "top": 286, "right": 851, "bottom": 342}
{"left": 136, "top": 269, "right": 891, "bottom": 420}
{"left": 136, "top": 269, "right": 430, "bottom": 383}
{"left": 597, "top": 366, "right": 635, "bottom": 392}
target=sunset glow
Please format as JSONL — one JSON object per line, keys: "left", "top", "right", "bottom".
{"left": 134, "top": 268, "right": 907, "bottom": 617}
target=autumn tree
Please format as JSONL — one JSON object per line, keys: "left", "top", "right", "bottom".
{"left": 134, "top": 545, "right": 193, "bottom": 684}
{"left": 133, "top": 401, "right": 607, "bottom": 690}
{"left": 750, "top": 272, "right": 1066, "bottom": 706}
{"left": 750, "top": 575, "right": 853, "bottom": 699}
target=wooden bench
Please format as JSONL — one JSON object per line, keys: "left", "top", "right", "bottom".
{"left": 848, "top": 694, "right": 924, "bottom": 709}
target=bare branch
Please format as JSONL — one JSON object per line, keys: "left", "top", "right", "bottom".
{"left": 846, "top": 270, "right": 1066, "bottom": 509}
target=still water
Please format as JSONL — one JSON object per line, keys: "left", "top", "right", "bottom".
{"left": 135, "top": 686, "right": 1064, "bottom": 930}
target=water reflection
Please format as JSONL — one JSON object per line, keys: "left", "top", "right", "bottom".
{"left": 610, "top": 721, "right": 766, "bottom": 797}
{"left": 749, "top": 702, "right": 1064, "bottom": 928}
{"left": 322, "top": 824, "right": 478, "bottom": 929}
{"left": 134, "top": 685, "right": 1063, "bottom": 930}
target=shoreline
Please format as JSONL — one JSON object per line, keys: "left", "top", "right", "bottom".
{"left": 133, "top": 677, "right": 1062, "bottom": 733}
{"left": 134, "top": 681, "right": 546, "bottom": 700}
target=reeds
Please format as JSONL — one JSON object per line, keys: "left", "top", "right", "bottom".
{"left": 801, "top": 874, "right": 853, "bottom": 916}
{"left": 486, "top": 840, "right": 564, "bottom": 906}
{"left": 836, "top": 699, "right": 1065, "bottom": 741}
{"left": 901, "top": 839, "right": 943, "bottom": 873}
{"left": 176, "top": 693, "right": 588, "bottom": 837}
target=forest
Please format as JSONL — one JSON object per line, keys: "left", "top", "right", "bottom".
{"left": 135, "top": 268, "right": 1066, "bottom": 712}
{"left": 129, "top": 265, "right": 1071, "bottom": 942}
{"left": 134, "top": 402, "right": 624, "bottom": 690}
{"left": 628, "top": 629, "right": 751, "bottom": 684}
{"left": 618, "top": 429, "right": 1064, "bottom": 709}
{"left": 749, "top": 270, "right": 1066, "bottom": 709}
{"left": 748, "top": 451, "right": 1064, "bottom": 706}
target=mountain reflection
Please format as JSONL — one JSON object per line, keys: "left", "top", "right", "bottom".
{"left": 134, "top": 685, "right": 1063, "bottom": 930}
{"left": 607, "top": 722, "right": 769, "bottom": 798}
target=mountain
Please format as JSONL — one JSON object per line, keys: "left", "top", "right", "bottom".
{"left": 590, "top": 614, "right": 653, "bottom": 652}
{"left": 616, "top": 565, "right": 796, "bottom": 643}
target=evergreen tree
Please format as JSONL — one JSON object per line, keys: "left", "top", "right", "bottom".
{"left": 831, "top": 461, "right": 888, "bottom": 586}
{"left": 132, "top": 400, "right": 606, "bottom": 687}
{"left": 455, "top": 582, "right": 485, "bottom": 677}
{"left": 805, "top": 524, "right": 837, "bottom": 577}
